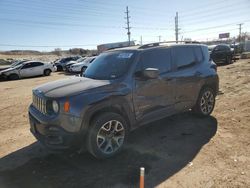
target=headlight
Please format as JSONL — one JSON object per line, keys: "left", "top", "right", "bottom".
{"left": 52, "top": 100, "right": 59, "bottom": 113}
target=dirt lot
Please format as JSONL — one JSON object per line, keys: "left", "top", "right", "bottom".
{"left": 0, "top": 59, "right": 249, "bottom": 188}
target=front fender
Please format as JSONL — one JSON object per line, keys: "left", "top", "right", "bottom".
{"left": 79, "top": 93, "right": 135, "bottom": 134}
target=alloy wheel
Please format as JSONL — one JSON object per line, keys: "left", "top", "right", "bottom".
{"left": 200, "top": 90, "right": 215, "bottom": 115}
{"left": 96, "top": 120, "right": 125, "bottom": 154}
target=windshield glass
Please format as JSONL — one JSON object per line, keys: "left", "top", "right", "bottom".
{"left": 84, "top": 51, "right": 136, "bottom": 80}
{"left": 208, "top": 45, "right": 216, "bottom": 51}
{"left": 76, "top": 57, "right": 86, "bottom": 63}
{"left": 14, "top": 64, "right": 23, "bottom": 69}
{"left": 11, "top": 61, "right": 25, "bottom": 67}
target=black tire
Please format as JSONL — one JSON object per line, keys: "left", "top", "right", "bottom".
{"left": 193, "top": 87, "right": 215, "bottom": 116}
{"left": 87, "top": 112, "right": 128, "bottom": 159}
{"left": 57, "top": 65, "right": 63, "bottom": 71}
{"left": 81, "top": 66, "right": 87, "bottom": 74}
{"left": 8, "top": 74, "right": 19, "bottom": 80}
{"left": 225, "top": 56, "right": 232, "bottom": 64}
{"left": 44, "top": 69, "right": 51, "bottom": 76}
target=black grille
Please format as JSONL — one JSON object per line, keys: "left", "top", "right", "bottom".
{"left": 33, "top": 93, "right": 47, "bottom": 114}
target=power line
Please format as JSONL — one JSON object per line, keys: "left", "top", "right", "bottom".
{"left": 181, "top": 20, "right": 250, "bottom": 34}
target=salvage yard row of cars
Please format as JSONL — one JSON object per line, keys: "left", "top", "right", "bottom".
{"left": 0, "top": 55, "right": 97, "bottom": 80}
{"left": 0, "top": 43, "right": 235, "bottom": 81}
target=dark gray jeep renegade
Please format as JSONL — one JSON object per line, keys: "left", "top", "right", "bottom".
{"left": 29, "top": 42, "right": 219, "bottom": 159}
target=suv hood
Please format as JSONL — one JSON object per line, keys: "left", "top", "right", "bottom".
{"left": 34, "top": 76, "right": 111, "bottom": 98}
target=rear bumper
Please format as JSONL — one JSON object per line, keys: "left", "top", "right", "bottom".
{"left": 29, "top": 109, "right": 83, "bottom": 151}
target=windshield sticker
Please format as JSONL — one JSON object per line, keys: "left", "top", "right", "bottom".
{"left": 117, "top": 53, "right": 133, "bottom": 59}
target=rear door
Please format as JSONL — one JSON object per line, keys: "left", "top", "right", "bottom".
{"left": 133, "top": 48, "right": 176, "bottom": 122}
{"left": 171, "top": 46, "right": 203, "bottom": 111}
{"left": 32, "top": 62, "right": 44, "bottom": 75}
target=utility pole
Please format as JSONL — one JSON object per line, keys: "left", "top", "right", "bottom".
{"left": 140, "top": 36, "right": 143, "bottom": 45}
{"left": 125, "top": 6, "right": 131, "bottom": 46}
{"left": 175, "top": 12, "right": 179, "bottom": 43}
{"left": 238, "top": 23, "right": 243, "bottom": 43}
{"left": 158, "top": 35, "right": 161, "bottom": 42}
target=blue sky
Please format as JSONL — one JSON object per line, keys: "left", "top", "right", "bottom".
{"left": 0, "top": 0, "right": 249, "bottom": 51}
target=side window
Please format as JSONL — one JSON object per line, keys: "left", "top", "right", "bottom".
{"left": 174, "top": 47, "right": 196, "bottom": 69}
{"left": 193, "top": 47, "right": 204, "bottom": 62}
{"left": 32, "top": 62, "right": 44, "bottom": 67}
{"left": 21, "top": 63, "right": 32, "bottom": 69}
{"left": 140, "top": 48, "right": 171, "bottom": 73}
{"left": 222, "top": 46, "right": 230, "bottom": 52}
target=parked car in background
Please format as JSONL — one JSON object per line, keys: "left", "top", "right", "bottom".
{"left": 55, "top": 56, "right": 81, "bottom": 71}
{"left": 64, "top": 57, "right": 86, "bottom": 72}
{"left": 69, "top": 56, "right": 96, "bottom": 73}
{"left": 29, "top": 42, "right": 218, "bottom": 159}
{"left": 208, "top": 44, "right": 233, "bottom": 64}
{"left": 0, "top": 61, "right": 56, "bottom": 80}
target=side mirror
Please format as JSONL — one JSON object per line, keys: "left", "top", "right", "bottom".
{"left": 143, "top": 68, "right": 159, "bottom": 79}
{"left": 135, "top": 68, "right": 159, "bottom": 79}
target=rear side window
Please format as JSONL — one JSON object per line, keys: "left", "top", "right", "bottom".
{"left": 140, "top": 48, "right": 171, "bottom": 73}
{"left": 173, "top": 47, "right": 196, "bottom": 69}
{"left": 32, "top": 62, "right": 44, "bottom": 67}
{"left": 22, "top": 63, "right": 32, "bottom": 69}
{"left": 193, "top": 47, "right": 204, "bottom": 62}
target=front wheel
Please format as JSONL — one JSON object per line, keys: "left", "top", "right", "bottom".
{"left": 44, "top": 69, "right": 51, "bottom": 76}
{"left": 8, "top": 74, "right": 19, "bottom": 80}
{"left": 193, "top": 87, "right": 215, "bottom": 116}
{"left": 87, "top": 112, "right": 127, "bottom": 159}
{"left": 225, "top": 56, "right": 232, "bottom": 64}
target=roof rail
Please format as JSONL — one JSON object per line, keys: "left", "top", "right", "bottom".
{"left": 138, "top": 41, "right": 200, "bottom": 49}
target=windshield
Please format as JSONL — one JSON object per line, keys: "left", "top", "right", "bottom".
{"left": 208, "top": 45, "right": 216, "bottom": 51}
{"left": 11, "top": 60, "right": 25, "bottom": 67}
{"left": 14, "top": 64, "right": 23, "bottom": 69}
{"left": 76, "top": 57, "right": 86, "bottom": 63}
{"left": 84, "top": 51, "right": 136, "bottom": 80}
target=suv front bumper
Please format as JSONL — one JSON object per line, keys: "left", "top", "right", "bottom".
{"left": 29, "top": 106, "right": 84, "bottom": 151}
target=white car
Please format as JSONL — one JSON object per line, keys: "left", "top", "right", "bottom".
{"left": 0, "top": 61, "right": 57, "bottom": 80}
{"left": 69, "top": 56, "right": 96, "bottom": 73}
{"left": 64, "top": 57, "right": 86, "bottom": 72}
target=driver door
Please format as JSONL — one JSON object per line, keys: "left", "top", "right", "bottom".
{"left": 133, "top": 48, "right": 176, "bottom": 124}
{"left": 19, "top": 62, "right": 37, "bottom": 77}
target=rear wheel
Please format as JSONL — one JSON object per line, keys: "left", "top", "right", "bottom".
{"left": 193, "top": 87, "right": 215, "bottom": 116}
{"left": 8, "top": 74, "right": 19, "bottom": 80}
{"left": 57, "top": 65, "right": 63, "bottom": 71}
{"left": 225, "top": 56, "right": 232, "bottom": 64}
{"left": 87, "top": 112, "right": 127, "bottom": 159}
{"left": 44, "top": 69, "right": 51, "bottom": 76}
